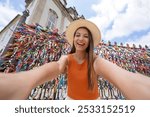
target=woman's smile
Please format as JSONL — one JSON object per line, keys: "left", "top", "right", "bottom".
{"left": 77, "top": 42, "right": 85, "bottom": 46}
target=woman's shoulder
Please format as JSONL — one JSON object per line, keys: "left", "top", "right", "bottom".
{"left": 59, "top": 54, "right": 69, "bottom": 62}
{"left": 61, "top": 54, "right": 73, "bottom": 59}
{"left": 93, "top": 53, "right": 98, "bottom": 61}
{"left": 93, "top": 54, "right": 103, "bottom": 76}
{"left": 57, "top": 55, "right": 69, "bottom": 74}
{"left": 61, "top": 54, "right": 69, "bottom": 58}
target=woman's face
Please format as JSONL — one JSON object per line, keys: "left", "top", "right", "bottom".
{"left": 73, "top": 28, "right": 89, "bottom": 51}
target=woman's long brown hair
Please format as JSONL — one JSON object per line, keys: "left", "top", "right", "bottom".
{"left": 70, "top": 27, "right": 95, "bottom": 90}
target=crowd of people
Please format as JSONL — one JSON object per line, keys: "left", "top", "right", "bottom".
{"left": 0, "top": 23, "right": 149, "bottom": 100}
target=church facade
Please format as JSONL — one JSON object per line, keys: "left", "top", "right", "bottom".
{"left": 0, "top": 0, "right": 83, "bottom": 55}
{"left": 26, "top": 0, "right": 83, "bottom": 34}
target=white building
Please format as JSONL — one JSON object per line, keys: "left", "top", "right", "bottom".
{"left": 26, "top": 0, "right": 83, "bottom": 33}
{"left": 0, "top": 0, "right": 83, "bottom": 56}
{"left": 0, "top": 15, "right": 22, "bottom": 56}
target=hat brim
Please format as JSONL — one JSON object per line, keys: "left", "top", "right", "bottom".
{"left": 66, "top": 19, "right": 101, "bottom": 47}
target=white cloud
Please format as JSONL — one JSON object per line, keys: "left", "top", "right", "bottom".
{"left": 126, "top": 31, "right": 150, "bottom": 47}
{"left": 88, "top": 0, "right": 150, "bottom": 46}
{"left": 0, "top": 0, "right": 21, "bottom": 31}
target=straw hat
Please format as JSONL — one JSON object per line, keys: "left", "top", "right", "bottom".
{"left": 66, "top": 19, "right": 101, "bottom": 47}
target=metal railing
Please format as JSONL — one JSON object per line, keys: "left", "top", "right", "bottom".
{"left": 28, "top": 75, "right": 125, "bottom": 100}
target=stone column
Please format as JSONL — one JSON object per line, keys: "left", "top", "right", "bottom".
{"left": 29, "top": 0, "right": 47, "bottom": 24}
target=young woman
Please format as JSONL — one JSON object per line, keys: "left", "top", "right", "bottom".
{"left": 0, "top": 19, "right": 150, "bottom": 100}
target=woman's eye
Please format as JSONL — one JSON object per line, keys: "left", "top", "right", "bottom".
{"left": 84, "top": 36, "right": 88, "bottom": 38}
{"left": 75, "top": 35, "right": 80, "bottom": 37}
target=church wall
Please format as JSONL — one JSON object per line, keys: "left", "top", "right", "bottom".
{"left": 26, "top": 0, "right": 72, "bottom": 34}
{"left": 0, "top": 15, "right": 21, "bottom": 56}
{"left": 26, "top": 0, "right": 39, "bottom": 24}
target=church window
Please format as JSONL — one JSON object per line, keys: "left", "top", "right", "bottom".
{"left": 47, "top": 9, "right": 58, "bottom": 30}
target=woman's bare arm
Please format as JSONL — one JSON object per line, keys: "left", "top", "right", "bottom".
{"left": 94, "top": 57, "right": 150, "bottom": 100}
{"left": 0, "top": 62, "right": 60, "bottom": 99}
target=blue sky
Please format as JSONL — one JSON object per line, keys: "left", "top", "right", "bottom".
{"left": 0, "top": 0, "right": 150, "bottom": 47}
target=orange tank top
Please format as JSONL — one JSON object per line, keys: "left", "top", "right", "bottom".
{"left": 67, "top": 54, "right": 99, "bottom": 100}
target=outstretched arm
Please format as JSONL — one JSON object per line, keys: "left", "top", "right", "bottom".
{"left": 94, "top": 57, "right": 150, "bottom": 100}
{"left": 0, "top": 62, "right": 60, "bottom": 99}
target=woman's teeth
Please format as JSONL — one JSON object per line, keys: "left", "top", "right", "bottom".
{"left": 77, "top": 42, "right": 85, "bottom": 46}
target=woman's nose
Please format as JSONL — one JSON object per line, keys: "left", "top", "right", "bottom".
{"left": 78, "top": 36, "right": 84, "bottom": 41}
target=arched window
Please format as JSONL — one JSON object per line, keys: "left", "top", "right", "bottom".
{"left": 47, "top": 9, "right": 58, "bottom": 30}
